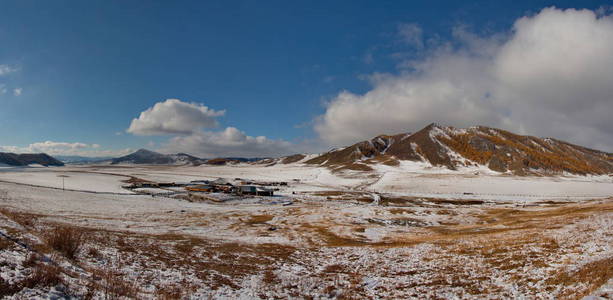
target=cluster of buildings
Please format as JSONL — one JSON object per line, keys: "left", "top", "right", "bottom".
{"left": 123, "top": 177, "right": 279, "bottom": 197}
{"left": 186, "top": 178, "right": 277, "bottom": 196}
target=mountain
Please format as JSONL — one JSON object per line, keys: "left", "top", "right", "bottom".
{"left": 111, "top": 149, "right": 205, "bottom": 165}
{"left": 252, "top": 154, "right": 316, "bottom": 166}
{"left": 205, "top": 157, "right": 270, "bottom": 165}
{"left": 55, "top": 155, "right": 113, "bottom": 164}
{"left": 110, "top": 149, "right": 271, "bottom": 166}
{"left": 305, "top": 123, "right": 613, "bottom": 176}
{"left": 0, "top": 152, "right": 64, "bottom": 167}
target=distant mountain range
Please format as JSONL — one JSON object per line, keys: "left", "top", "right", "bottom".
{"left": 109, "top": 149, "right": 266, "bottom": 166}
{"left": 55, "top": 155, "right": 113, "bottom": 164}
{"left": 3, "top": 123, "right": 611, "bottom": 176}
{"left": 303, "top": 123, "right": 613, "bottom": 176}
{"left": 0, "top": 152, "right": 64, "bottom": 167}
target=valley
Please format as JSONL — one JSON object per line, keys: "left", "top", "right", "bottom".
{"left": 0, "top": 162, "right": 611, "bottom": 299}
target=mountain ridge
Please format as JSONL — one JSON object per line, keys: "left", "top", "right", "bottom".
{"left": 0, "top": 152, "right": 64, "bottom": 167}
{"left": 111, "top": 149, "right": 206, "bottom": 165}
{"left": 304, "top": 123, "right": 613, "bottom": 175}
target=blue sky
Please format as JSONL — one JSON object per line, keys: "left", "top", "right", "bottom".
{"left": 1, "top": 1, "right": 612, "bottom": 157}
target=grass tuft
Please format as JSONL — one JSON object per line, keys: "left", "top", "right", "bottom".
{"left": 46, "top": 225, "right": 84, "bottom": 260}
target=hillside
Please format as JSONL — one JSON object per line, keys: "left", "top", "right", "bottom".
{"left": 0, "top": 152, "right": 64, "bottom": 167}
{"left": 111, "top": 149, "right": 205, "bottom": 165}
{"left": 305, "top": 123, "right": 613, "bottom": 175}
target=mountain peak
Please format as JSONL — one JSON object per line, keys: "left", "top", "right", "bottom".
{"left": 305, "top": 123, "right": 613, "bottom": 175}
{"left": 134, "top": 149, "right": 159, "bottom": 155}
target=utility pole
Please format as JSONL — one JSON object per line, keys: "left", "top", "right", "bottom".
{"left": 58, "top": 175, "right": 69, "bottom": 191}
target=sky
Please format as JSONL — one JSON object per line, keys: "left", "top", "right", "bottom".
{"left": 0, "top": 0, "right": 612, "bottom": 158}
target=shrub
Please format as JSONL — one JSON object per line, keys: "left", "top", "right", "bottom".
{"left": 0, "top": 276, "right": 21, "bottom": 297}
{"left": 95, "top": 267, "right": 140, "bottom": 300}
{"left": 46, "top": 226, "right": 84, "bottom": 260}
{"left": 87, "top": 247, "right": 102, "bottom": 259}
{"left": 262, "top": 270, "right": 277, "bottom": 284}
{"left": 21, "top": 263, "right": 64, "bottom": 288}
{"left": 156, "top": 284, "right": 183, "bottom": 300}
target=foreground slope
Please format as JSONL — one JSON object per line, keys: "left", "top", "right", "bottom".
{"left": 0, "top": 178, "right": 611, "bottom": 299}
{"left": 306, "top": 123, "right": 613, "bottom": 175}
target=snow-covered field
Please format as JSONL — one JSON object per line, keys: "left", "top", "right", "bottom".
{"left": 1, "top": 163, "right": 609, "bottom": 201}
{"left": 0, "top": 163, "right": 612, "bottom": 299}
{"left": 0, "top": 167, "right": 131, "bottom": 194}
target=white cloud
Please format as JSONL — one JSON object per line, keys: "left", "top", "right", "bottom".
{"left": 127, "top": 99, "right": 225, "bottom": 135}
{"left": 0, "top": 65, "right": 17, "bottom": 76}
{"left": 129, "top": 99, "right": 298, "bottom": 157}
{"left": 161, "top": 127, "right": 294, "bottom": 158}
{"left": 0, "top": 141, "right": 132, "bottom": 157}
{"left": 29, "top": 141, "right": 89, "bottom": 151}
{"left": 397, "top": 23, "right": 424, "bottom": 48}
{"left": 315, "top": 7, "right": 613, "bottom": 151}
{"left": 13, "top": 88, "right": 22, "bottom": 96}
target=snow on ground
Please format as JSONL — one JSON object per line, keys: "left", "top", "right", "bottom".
{"left": 0, "top": 163, "right": 612, "bottom": 299}
{"left": 0, "top": 167, "right": 131, "bottom": 194}
{"left": 371, "top": 171, "right": 613, "bottom": 201}
{"left": 1, "top": 163, "right": 605, "bottom": 202}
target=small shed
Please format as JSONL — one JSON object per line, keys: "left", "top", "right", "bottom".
{"left": 236, "top": 185, "right": 273, "bottom": 196}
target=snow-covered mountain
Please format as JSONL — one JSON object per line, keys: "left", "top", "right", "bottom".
{"left": 305, "top": 123, "right": 613, "bottom": 176}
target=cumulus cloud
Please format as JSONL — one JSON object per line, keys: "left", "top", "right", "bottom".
{"left": 0, "top": 141, "right": 132, "bottom": 157}
{"left": 315, "top": 7, "right": 613, "bottom": 151}
{"left": 127, "top": 99, "right": 225, "bottom": 135}
{"left": 13, "top": 88, "right": 22, "bottom": 96}
{"left": 129, "top": 99, "right": 298, "bottom": 157}
{"left": 161, "top": 127, "right": 295, "bottom": 158}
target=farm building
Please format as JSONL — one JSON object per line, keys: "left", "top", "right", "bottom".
{"left": 186, "top": 184, "right": 216, "bottom": 192}
{"left": 236, "top": 185, "right": 274, "bottom": 196}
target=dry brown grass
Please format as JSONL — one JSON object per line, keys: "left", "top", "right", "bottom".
{"left": 92, "top": 266, "right": 141, "bottom": 300}
{"left": 0, "top": 208, "right": 40, "bottom": 228}
{"left": 547, "top": 256, "right": 613, "bottom": 299}
{"left": 19, "top": 262, "right": 64, "bottom": 290}
{"left": 262, "top": 270, "right": 278, "bottom": 284}
{"left": 388, "top": 208, "right": 414, "bottom": 215}
{"left": 245, "top": 214, "right": 274, "bottom": 225}
{"left": 334, "top": 163, "right": 374, "bottom": 172}
{"left": 22, "top": 252, "right": 39, "bottom": 268}
{"left": 45, "top": 225, "right": 85, "bottom": 260}
{"left": 0, "top": 277, "right": 21, "bottom": 297}
{"left": 323, "top": 264, "right": 344, "bottom": 273}
{"left": 86, "top": 247, "right": 102, "bottom": 259}
{"left": 156, "top": 284, "right": 184, "bottom": 300}
{"left": 428, "top": 198, "right": 485, "bottom": 205}
{"left": 0, "top": 234, "right": 12, "bottom": 250}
